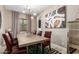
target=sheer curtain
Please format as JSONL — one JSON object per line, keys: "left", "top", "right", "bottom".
{"left": 27, "top": 15, "right": 31, "bottom": 33}
{"left": 12, "top": 11, "right": 19, "bottom": 38}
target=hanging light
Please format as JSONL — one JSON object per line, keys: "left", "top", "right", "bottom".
{"left": 27, "top": 5, "right": 30, "bottom": 10}
{"left": 22, "top": 10, "right": 26, "bottom": 13}
{"left": 22, "top": 5, "right": 30, "bottom": 14}
{"left": 31, "top": 16, "right": 34, "bottom": 19}
{"left": 33, "top": 13, "right": 37, "bottom": 16}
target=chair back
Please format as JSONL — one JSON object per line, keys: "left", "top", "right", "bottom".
{"left": 33, "top": 31, "right": 37, "bottom": 34}
{"left": 44, "top": 31, "right": 52, "bottom": 38}
{"left": 37, "top": 31, "right": 42, "bottom": 36}
{"left": 2, "top": 33, "right": 12, "bottom": 53}
{"left": 7, "top": 31, "right": 19, "bottom": 48}
{"left": 7, "top": 32, "right": 13, "bottom": 42}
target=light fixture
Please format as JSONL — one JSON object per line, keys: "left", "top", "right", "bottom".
{"left": 22, "top": 10, "right": 26, "bottom": 13}
{"left": 27, "top": 6, "right": 30, "bottom": 10}
{"left": 22, "top": 5, "right": 30, "bottom": 13}
{"left": 22, "top": 5, "right": 35, "bottom": 16}
{"left": 31, "top": 16, "right": 34, "bottom": 19}
{"left": 33, "top": 13, "right": 37, "bottom": 16}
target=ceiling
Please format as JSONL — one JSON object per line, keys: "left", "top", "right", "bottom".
{"left": 5, "top": 5, "right": 49, "bottom": 16}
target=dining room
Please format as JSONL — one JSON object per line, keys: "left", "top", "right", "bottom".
{"left": 1, "top": 2, "right": 79, "bottom": 59}
{"left": 1, "top": 5, "right": 79, "bottom": 54}
{"left": 0, "top": 5, "right": 53, "bottom": 54}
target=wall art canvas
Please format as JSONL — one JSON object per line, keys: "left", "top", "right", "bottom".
{"left": 45, "top": 6, "right": 66, "bottom": 28}
{"left": 38, "top": 16, "right": 42, "bottom": 28}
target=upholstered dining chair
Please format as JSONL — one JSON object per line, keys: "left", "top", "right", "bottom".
{"left": 2, "top": 33, "right": 27, "bottom": 54}
{"left": 37, "top": 31, "right": 42, "bottom": 36}
{"left": 5, "top": 30, "right": 18, "bottom": 46}
{"left": 42, "top": 31, "right": 52, "bottom": 52}
{"left": 33, "top": 31, "right": 37, "bottom": 35}
{"left": 7, "top": 31, "right": 26, "bottom": 49}
{"left": 7, "top": 32, "right": 18, "bottom": 46}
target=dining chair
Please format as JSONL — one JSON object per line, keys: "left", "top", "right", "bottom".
{"left": 7, "top": 32, "right": 18, "bottom": 46}
{"left": 37, "top": 31, "right": 42, "bottom": 36}
{"left": 43, "top": 31, "right": 52, "bottom": 46}
{"left": 42, "top": 31, "right": 52, "bottom": 53}
{"left": 2, "top": 33, "right": 27, "bottom": 54}
{"left": 5, "top": 30, "right": 18, "bottom": 46}
{"left": 7, "top": 31, "right": 26, "bottom": 49}
{"left": 33, "top": 31, "right": 37, "bottom": 35}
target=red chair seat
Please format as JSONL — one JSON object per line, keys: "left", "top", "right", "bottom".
{"left": 42, "top": 40, "right": 50, "bottom": 47}
{"left": 11, "top": 46, "right": 26, "bottom": 54}
{"left": 42, "top": 31, "right": 51, "bottom": 48}
{"left": 2, "top": 33, "right": 27, "bottom": 54}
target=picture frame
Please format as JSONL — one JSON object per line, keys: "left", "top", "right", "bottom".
{"left": 45, "top": 6, "right": 66, "bottom": 28}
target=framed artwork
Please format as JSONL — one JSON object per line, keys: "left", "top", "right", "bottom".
{"left": 38, "top": 17, "right": 42, "bottom": 28}
{"left": 45, "top": 6, "right": 66, "bottom": 28}
{"left": 38, "top": 20, "right": 41, "bottom": 28}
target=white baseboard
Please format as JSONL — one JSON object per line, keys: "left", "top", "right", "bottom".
{"left": 70, "top": 44, "right": 79, "bottom": 50}
{"left": 51, "top": 44, "right": 67, "bottom": 54}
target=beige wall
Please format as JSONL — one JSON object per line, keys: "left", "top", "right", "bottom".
{"left": 0, "top": 6, "right": 12, "bottom": 33}
{"left": 0, "top": 5, "right": 12, "bottom": 40}
{"left": 19, "top": 13, "right": 28, "bottom": 19}
{"left": 66, "top": 5, "right": 79, "bottom": 22}
{"left": 0, "top": 6, "right": 12, "bottom": 53}
{"left": 66, "top": 5, "right": 79, "bottom": 28}
{"left": 31, "top": 17, "right": 37, "bottom": 32}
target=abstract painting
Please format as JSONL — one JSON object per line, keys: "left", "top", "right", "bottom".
{"left": 45, "top": 6, "right": 66, "bottom": 28}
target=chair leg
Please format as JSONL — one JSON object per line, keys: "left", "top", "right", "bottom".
{"left": 27, "top": 46, "right": 29, "bottom": 54}
{"left": 49, "top": 45, "right": 51, "bottom": 51}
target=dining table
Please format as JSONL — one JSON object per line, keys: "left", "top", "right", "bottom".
{"left": 17, "top": 33, "right": 49, "bottom": 53}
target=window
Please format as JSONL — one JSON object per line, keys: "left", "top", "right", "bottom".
{"left": 19, "top": 19, "right": 27, "bottom": 31}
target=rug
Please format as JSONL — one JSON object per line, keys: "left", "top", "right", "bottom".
{"left": 69, "top": 47, "right": 77, "bottom": 54}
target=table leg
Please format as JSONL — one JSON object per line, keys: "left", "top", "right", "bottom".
{"left": 41, "top": 43, "right": 43, "bottom": 54}
{"left": 27, "top": 46, "right": 28, "bottom": 54}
